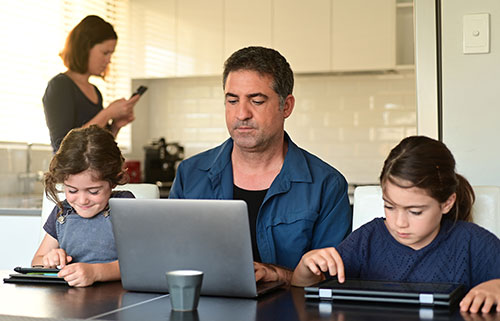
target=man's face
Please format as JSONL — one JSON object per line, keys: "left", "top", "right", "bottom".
{"left": 224, "top": 70, "right": 293, "bottom": 152}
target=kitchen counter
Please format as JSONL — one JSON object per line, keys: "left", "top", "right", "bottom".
{"left": 0, "top": 194, "right": 42, "bottom": 216}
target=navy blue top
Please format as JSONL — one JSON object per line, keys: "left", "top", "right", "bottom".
{"left": 43, "top": 73, "right": 103, "bottom": 152}
{"left": 337, "top": 218, "right": 500, "bottom": 290}
{"left": 170, "top": 133, "right": 352, "bottom": 269}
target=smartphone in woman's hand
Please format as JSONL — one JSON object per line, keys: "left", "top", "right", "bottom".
{"left": 130, "top": 85, "right": 148, "bottom": 98}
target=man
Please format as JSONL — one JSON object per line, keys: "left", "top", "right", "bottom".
{"left": 169, "top": 46, "right": 351, "bottom": 285}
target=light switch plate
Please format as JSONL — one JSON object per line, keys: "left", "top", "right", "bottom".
{"left": 463, "top": 13, "right": 490, "bottom": 54}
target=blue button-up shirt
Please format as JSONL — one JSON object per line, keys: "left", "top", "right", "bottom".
{"left": 170, "top": 133, "right": 352, "bottom": 269}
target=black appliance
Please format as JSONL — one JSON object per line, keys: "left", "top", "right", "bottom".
{"left": 143, "top": 138, "right": 184, "bottom": 195}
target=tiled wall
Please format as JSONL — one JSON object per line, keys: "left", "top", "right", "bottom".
{"left": 0, "top": 144, "right": 52, "bottom": 196}
{"left": 135, "top": 71, "right": 416, "bottom": 185}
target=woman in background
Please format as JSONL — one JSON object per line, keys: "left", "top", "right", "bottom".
{"left": 43, "top": 15, "right": 140, "bottom": 153}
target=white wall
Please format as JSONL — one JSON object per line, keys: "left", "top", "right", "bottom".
{"left": 128, "top": 73, "right": 416, "bottom": 185}
{"left": 441, "top": 0, "right": 500, "bottom": 185}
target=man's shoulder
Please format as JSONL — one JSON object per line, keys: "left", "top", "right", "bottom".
{"left": 178, "top": 139, "right": 231, "bottom": 171}
{"left": 291, "top": 142, "right": 345, "bottom": 179}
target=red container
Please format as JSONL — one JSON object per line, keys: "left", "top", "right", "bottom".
{"left": 125, "top": 160, "right": 141, "bottom": 183}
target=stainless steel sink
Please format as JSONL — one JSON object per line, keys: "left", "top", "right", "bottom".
{"left": 0, "top": 194, "right": 42, "bottom": 209}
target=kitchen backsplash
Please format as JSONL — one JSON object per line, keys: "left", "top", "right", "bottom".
{"left": 134, "top": 71, "right": 416, "bottom": 185}
{"left": 0, "top": 72, "right": 415, "bottom": 198}
{"left": 0, "top": 144, "right": 51, "bottom": 196}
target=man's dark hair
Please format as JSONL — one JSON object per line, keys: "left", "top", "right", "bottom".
{"left": 222, "top": 46, "right": 294, "bottom": 108}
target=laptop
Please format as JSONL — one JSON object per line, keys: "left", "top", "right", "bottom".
{"left": 109, "top": 198, "right": 283, "bottom": 298}
{"left": 304, "top": 278, "right": 466, "bottom": 307}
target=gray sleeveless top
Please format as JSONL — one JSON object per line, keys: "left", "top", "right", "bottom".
{"left": 44, "top": 191, "right": 134, "bottom": 263}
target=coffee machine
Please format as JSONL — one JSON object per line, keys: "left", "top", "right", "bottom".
{"left": 143, "top": 138, "right": 184, "bottom": 196}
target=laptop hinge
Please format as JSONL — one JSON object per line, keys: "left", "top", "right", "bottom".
{"left": 319, "top": 289, "right": 333, "bottom": 299}
{"left": 419, "top": 293, "right": 434, "bottom": 305}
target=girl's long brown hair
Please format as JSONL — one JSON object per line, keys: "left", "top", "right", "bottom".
{"left": 44, "top": 125, "right": 128, "bottom": 212}
{"left": 380, "top": 136, "right": 474, "bottom": 222}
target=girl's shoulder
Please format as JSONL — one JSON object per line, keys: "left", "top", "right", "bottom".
{"left": 442, "top": 219, "right": 500, "bottom": 244}
{"left": 346, "top": 217, "right": 386, "bottom": 242}
{"left": 355, "top": 217, "right": 386, "bottom": 233}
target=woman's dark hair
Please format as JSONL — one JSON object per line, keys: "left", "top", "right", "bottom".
{"left": 380, "top": 136, "right": 474, "bottom": 222}
{"left": 222, "top": 46, "right": 294, "bottom": 109}
{"left": 44, "top": 125, "right": 128, "bottom": 211}
{"left": 60, "top": 15, "right": 117, "bottom": 75}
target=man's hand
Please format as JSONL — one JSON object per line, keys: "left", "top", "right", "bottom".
{"left": 254, "top": 262, "right": 292, "bottom": 286}
{"left": 460, "top": 279, "right": 500, "bottom": 313}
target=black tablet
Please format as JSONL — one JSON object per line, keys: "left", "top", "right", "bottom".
{"left": 304, "top": 278, "right": 466, "bottom": 307}
{"left": 14, "top": 266, "right": 60, "bottom": 274}
{"left": 4, "top": 273, "right": 68, "bottom": 285}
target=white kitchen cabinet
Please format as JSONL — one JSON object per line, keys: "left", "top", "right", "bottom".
{"left": 224, "top": 0, "right": 272, "bottom": 59}
{"left": 176, "top": 0, "right": 224, "bottom": 76}
{"left": 0, "top": 214, "right": 41, "bottom": 270}
{"left": 272, "top": 0, "right": 331, "bottom": 73}
{"left": 331, "top": 0, "right": 396, "bottom": 71}
{"left": 396, "top": 1, "right": 414, "bottom": 68}
{"left": 129, "top": 0, "right": 176, "bottom": 78}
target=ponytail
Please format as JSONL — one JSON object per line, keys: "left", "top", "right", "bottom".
{"left": 449, "top": 174, "right": 474, "bottom": 222}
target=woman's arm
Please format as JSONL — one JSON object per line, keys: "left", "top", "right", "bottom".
{"left": 83, "top": 94, "right": 140, "bottom": 135}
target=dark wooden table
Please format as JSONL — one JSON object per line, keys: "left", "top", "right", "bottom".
{"left": 0, "top": 272, "right": 497, "bottom": 321}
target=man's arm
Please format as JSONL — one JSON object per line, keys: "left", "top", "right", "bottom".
{"left": 311, "top": 174, "right": 352, "bottom": 249}
{"left": 254, "top": 262, "right": 293, "bottom": 286}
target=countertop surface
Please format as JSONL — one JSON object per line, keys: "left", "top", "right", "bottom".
{"left": 0, "top": 194, "right": 42, "bottom": 216}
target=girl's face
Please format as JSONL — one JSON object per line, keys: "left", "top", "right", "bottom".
{"left": 382, "top": 178, "right": 456, "bottom": 250}
{"left": 87, "top": 39, "right": 116, "bottom": 76}
{"left": 64, "top": 169, "right": 113, "bottom": 218}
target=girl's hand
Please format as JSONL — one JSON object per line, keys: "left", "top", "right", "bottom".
{"left": 58, "top": 263, "right": 97, "bottom": 287}
{"left": 291, "top": 247, "right": 345, "bottom": 287}
{"left": 460, "top": 279, "right": 500, "bottom": 313}
{"left": 42, "top": 248, "right": 72, "bottom": 268}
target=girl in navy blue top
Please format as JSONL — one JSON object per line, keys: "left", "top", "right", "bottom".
{"left": 292, "top": 136, "right": 500, "bottom": 313}
{"left": 32, "top": 125, "right": 134, "bottom": 287}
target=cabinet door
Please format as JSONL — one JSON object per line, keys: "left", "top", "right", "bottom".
{"left": 273, "top": 0, "right": 331, "bottom": 73}
{"left": 130, "top": 0, "right": 176, "bottom": 78}
{"left": 332, "top": 0, "right": 396, "bottom": 71}
{"left": 224, "top": 0, "right": 272, "bottom": 59}
{"left": 0, "top": 215, "right": 41, "bottom": 270}
{"left": 176, "top": 0, "right": 224, "bottom": 76}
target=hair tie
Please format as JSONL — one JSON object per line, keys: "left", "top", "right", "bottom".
{"left": 436, "top": 165, "right": 443, "bottom": 187}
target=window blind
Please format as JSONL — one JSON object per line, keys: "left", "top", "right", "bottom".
{"left": 0, "top": 0, "right": 132, "bottom": 152}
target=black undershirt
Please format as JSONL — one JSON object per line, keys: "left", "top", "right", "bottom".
{"left": 233, "top": 185, "right": 268, "bottom": 263}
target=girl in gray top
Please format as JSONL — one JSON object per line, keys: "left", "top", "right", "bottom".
{"left": 32, "top": 125, "right": 134, "bottom": 287}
